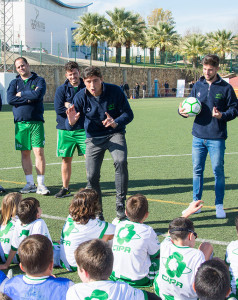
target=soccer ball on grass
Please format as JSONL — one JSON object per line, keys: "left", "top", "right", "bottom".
{"left": 181, "top": 97, "right": 202, "bottom": 117}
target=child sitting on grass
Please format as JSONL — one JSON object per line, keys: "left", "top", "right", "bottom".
{"left": 110, "top": 194, "right": 160, "bottom": 287}
{"left": 0, "top": 197, "right": 51, "bottom": 270}
{"left": 154, "top": 206, "right": 213, "bottom": 300}
{"left": 194, "top": 258, "right": 231, "bottom": 300}
{"left": 225, "top": 216, "right": 238, "bottom": 299}
{"left": 4, "top": 234, "right": 73, "bottom": 300}
{"left": 0, "top": 193, "right": 22, "bottom": 264}
{"left": 66, "top": 239, "right": 161, "bottom": 300}
{"left": 56, "top": 188, "right": 115, "bottom": 271}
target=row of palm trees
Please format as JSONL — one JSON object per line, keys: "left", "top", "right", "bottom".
{"left": 73, "top": 8, "right": 238, "bottom": 68}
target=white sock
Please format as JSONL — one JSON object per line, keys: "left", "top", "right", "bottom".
{"left": 26, "top": 175, "right": 34, "bottom": 185}
{"left": 37, "top": 175, "right": 45, "bottom": 186}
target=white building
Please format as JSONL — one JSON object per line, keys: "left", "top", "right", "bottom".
{"left": 11, "top": 0, "right": 92, "bottom": 58}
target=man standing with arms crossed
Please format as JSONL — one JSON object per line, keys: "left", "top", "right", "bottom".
{"left": 67, "top": 66, "right": 134, "bottom": 221}
{"left": 179, "top": 54, "right": 238, "bottom": 218}
{"left": 54, "top": 61, "right": 86, "bottom": 198}
{"left": 7, "top": 57, "right": 50, "bottom": 195}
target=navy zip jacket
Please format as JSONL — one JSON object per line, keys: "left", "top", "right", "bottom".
{"left": 7, "top": 72, "right": 46, "bottom": 123}
{"left": 70, "top": 83, "right": 134, "bottom": 138}
{"left": 191, "top": 74, "right": 238, "bottom": 140}
{"left": 54, "top": 78, "right": 85, "bottom": 130}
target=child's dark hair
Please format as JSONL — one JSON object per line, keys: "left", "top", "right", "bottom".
{"left": 126, "top": 194, "right": 148, "bottom": 223}
{"left": 65, "top": 61, "right": 79, "bottom": 72}
{"left": 169, "top": 217, "right": 194, "bottom": 241}
{"left": 0, "top": 292, "right": 12, "bottom": 300}
{"left": 202, "top": 54, "right": 219, "bottom": 67}
{"left": 0, "top": 192, "right": 22, "bottom": 225}
{"left": 18, "top": 197, "right": 40, "bottom": 224}
{"left": 82, "top": 66, "right": 102, "bottom": 79}
{"left": 69, "top": 188, "right": 99, "bottom": 224}
{"left": 18, "top": 234, "right": 53, "bottom": 275}
{"left": 194, "top": 258, "right": 230, "bottom": 300}
{"left": 74, "top": 239, "right": 113, "bottom": 280}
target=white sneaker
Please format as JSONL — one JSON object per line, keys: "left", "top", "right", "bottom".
{"left": 182, "top": 201, "right": 202, "bottom": 216}
{"left": 20, "top": 183, "right": 37, "bottom": 194}
{"left": 216, "top": 204, "right": 226, "bottom": 219}
{"left": 36, "top": 184, "right": 50, "bottom": 195}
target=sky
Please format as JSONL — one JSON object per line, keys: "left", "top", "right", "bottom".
{"left": 65, "top": 0, "right": 238, "bottom": 35}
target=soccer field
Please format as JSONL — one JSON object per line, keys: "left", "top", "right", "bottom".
{"left": 1, "top": 97, "right": 238, "bottom": 283}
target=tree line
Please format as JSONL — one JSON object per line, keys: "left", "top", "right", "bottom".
{"left": 73, "top": 8, "right": 238, "bottom": 68}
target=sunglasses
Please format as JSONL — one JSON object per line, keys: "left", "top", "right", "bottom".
{"left": 169, "top": 228, "right": 197, "bottom": 239}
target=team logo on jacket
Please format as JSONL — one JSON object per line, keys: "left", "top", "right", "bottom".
{"left": 116, "top": 224, "right": 141, "bottom": 245}
{"left": 31, "top": 85, "right": 36, "bottom": 90}
{"left": 108, "top": 104, "right": 114, "bottom": 110}
{"left": 197, "top": 92, "right": 201, "bottom": 97}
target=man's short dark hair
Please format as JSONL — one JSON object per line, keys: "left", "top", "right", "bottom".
{"left": 18, "top": 234, "right": 53, "bottom": 275}
{"left": 169, "top": 217, "right": 194, "bottom": 241}
{"left": 82, "top": 66, "right": 102, "bottom": 79}
{"left": 17, "top": 197, "right": 40, "bottom": 224}
{"left": 14, "top": 57, "right": 28, "bottom": 65}
{"left": 74, "top": 239, "right": 113, "bottom": 280}
{"left": 202, "top": 54, "right": 219, "bottom": 67}
{"left": 126, "top": 194, "right": 148, "bottom": 223}
{"left": 65, "top": 61, "right": 79, "bottom": 72}
{"left": 194, "top": 259, "right": 230, "bottom": 300}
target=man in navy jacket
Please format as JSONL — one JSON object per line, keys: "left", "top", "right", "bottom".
{"left": 7, "top": 57, "right": 49, "bottom": 195}
{"left": 179, "top": 54, "right": 238, "bottom": 219}
{"left": 54, "top": 61, "right": 86, "bottom": 198}
{"left": 67, "top": 66, "right": 134, "bottom": 220}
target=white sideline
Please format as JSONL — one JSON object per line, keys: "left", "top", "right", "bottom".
{"left": 1, "top": 152, "right": 238, "bottom": 171}
{"left": 41, "top": 213, "right": 229, "bottom": 246}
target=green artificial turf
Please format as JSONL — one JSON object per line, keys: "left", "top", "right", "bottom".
{"left": 1, "top": 97, "right": 238, "bottom": 287}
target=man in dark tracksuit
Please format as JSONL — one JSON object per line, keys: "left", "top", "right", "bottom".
{"left": 66, "top": 66, "right": 134, "bottom": 221}
{"left": 7, "top": 57, "right": 49, "bottom": 195}
{"left": 179, "top": 54, "right": 238, "bottom": 219}
{"left": 54, "top": 61, "right": 86, "bottom": 198}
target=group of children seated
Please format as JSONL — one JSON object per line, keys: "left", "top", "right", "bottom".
{"left": 0, "top": 189, "right": 235, "bottom": 299}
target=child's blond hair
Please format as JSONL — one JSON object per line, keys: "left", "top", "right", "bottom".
{"left": 0, "top": 192, "right": 22, "bottom": 225}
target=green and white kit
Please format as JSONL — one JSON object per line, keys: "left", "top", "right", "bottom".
{"left": 59, "top": 216, "right": 115, "bottom": 271}
{"left": 111, "top": 219, "right": 160, "bottom": 286}
{"left": 11, "top": 218, "right": 52, "bottom": 251}
{"left": 0, "top": 216, "right": 19, "bottom": 263}
{"left": 66, "top": 280, "right": 148, "bottom": 300}
{"left": 225, "top": 240, "right": 238, "bottom": 298}
{"left": 154, "top": 237, "right": 205, "bottom": 300}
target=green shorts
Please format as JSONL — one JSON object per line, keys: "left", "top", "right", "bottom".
{"left": 57, "top": 129, "right": 86, "bottom": 157}
{"left": 15, "top": 121, "right": 45, "bottom": 151}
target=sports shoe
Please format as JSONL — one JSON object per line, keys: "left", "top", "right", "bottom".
{"left": 0, "top": 185, "right": 6, "bottom": 193}
{"left": 20, "top": 183, "right": 37, "bottom": 194}
{"left": 96, "top": 212, "right": 105, "bottom": 221}
{"left": 112, "top": 216, "right": 128, "bottom": 226}
{"left": 55, "top": 187, "right": 71, "bottom": 198}
{"left": 216, "top": 204, "right": 226, "bottom": 219}
{"left": 36, "top": 184, "right": 50, "bottom": 195}
{"left": 182, "top": 201, "right": 202, "bottom": 216}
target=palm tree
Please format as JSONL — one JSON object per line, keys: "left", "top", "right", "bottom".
{"left": 178, "top": 34, "right": 206, "bottom": 68}
{"left": 147, "top": 22, "right": 178, "bottom": 64}
{"left": 73, "top": 13, "right": 109, "bottom": 60}
{"left": 106, "top": 8, "right": 145, "bottom": 64}
{"left": 206, "top": 30, "right": 238, "bottom": 64}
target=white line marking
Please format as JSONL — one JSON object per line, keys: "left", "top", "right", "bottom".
{"left": 41, "top": 213, "right": 229, "bottom": 246}
{"left": 1, "top": 152, "right": 238, "bottom": 171}
{"left": 155, "top": 231, "right": 229, "bottom": 246}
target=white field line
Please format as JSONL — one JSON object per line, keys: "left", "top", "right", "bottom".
{"left": 1, "top": 152, "right": 238, "bottom": 171}
{"left": 41, "top": 213, "right": 229, "bottom": 246}
{"left": 155, "top": 231, "right": 229, "bottom": 246}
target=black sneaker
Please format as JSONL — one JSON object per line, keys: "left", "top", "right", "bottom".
{"left": 96, "top": 212, "right": 105, "bottom": 221}
{"left": 0, "top": 185, "right": 6, "bottom": 194}
{"left": 55, "top": 187, "right": 71, "bottom": 198}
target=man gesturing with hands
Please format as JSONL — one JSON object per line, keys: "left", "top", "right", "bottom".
{"left": 67, "top": 66, "right": 134, "bottom": 221}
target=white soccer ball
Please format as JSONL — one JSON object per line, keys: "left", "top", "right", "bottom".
{"left": 181, "top": 97, "right": 202, "bottom": 117}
